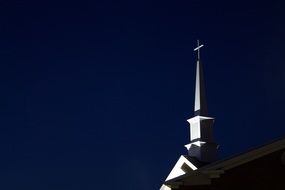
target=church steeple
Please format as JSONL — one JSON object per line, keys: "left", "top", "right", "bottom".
{"left": 159, "top": 41, "right": 219, "bottom": 189}
{"left": 184, "top": 40, "right": 218, "bottom": 163}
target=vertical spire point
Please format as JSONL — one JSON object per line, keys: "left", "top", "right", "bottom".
{"left": 193, "top": 40, "right": 207, "bottom": 116}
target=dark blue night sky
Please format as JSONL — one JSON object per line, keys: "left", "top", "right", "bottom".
{"left": 0, "top": 1, "right": 285, "bottom": 189}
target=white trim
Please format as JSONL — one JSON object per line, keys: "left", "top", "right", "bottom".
{"left": 165, "top": 155, "right": 198, "bottom": 181}
{"left": 185, "top": 141, "right": 206, "bottom": 150}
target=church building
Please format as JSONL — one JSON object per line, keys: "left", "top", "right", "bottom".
{"left": 160, "top": 41, "right": 285, "bottom": 190}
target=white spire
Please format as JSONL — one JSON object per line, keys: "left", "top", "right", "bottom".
{"left": 193, "top": 40, "right": 207, "bottom": 116}
{"left": 194, "top": 60, "right": 208, "bottom": 116}
{"left": 184, "top": 40, "right": 218, "bottom": 163}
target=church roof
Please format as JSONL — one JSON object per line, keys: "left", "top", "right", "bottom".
{"left": 164, "top": 136, "right": 285, "bottom": 187}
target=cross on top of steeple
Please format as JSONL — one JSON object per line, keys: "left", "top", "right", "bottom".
{"left": 194, "top": 40, "right": 204, "bottom": 60}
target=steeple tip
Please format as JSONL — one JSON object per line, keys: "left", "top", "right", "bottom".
{"left": 194, "top": 40, "right": 204, "bottom": 61}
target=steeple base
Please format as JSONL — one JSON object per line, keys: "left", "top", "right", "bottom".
{"left": 185, "top": 141, "right": 218, "bottom": 163}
